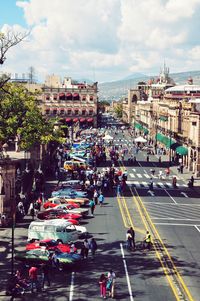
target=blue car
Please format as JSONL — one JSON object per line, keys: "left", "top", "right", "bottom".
{"left": 52, "top": 189, "right": 87, "bottom": 198}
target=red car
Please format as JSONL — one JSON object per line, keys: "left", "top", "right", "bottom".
{"left": 43, "top": 199, "right": 80, "bottom": 209}
{"left": 26, "top": 239, "right": 74, "bottom": 253}
{"left": 37, "top": 209, "right": 82, "bottom": 221}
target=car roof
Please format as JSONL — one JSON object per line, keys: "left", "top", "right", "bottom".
{"left": 30, "top": 219, "right": 72, "bottom": 226}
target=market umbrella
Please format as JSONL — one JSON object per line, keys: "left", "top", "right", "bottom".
{"left": 134, "top": 136, "right": 147, "bottom": 143}
{"left": 103, "top": 134, "right": 113, "bottom": 140}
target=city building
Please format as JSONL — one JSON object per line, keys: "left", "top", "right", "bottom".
{"left": 39, "top": 75, "right": 98, "bottom": 128}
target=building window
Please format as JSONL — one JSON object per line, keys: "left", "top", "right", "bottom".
{"left": 46, "top": 94, "right": 50, "bottom": 100}
{"left": 192, "top": 121, "right": 197, "bottom": 126}
{"left": 53, "top": 94, "right": 57, "bottom": 100}
{"left": 89, "top": 96, "right": 93, "bottom": 101}
{"left": 82, "top": 110, "right": 86, "bottom": 116}
{"left": 60, "top": 110, "right": 65, "bottom": 115}
{"left": 82, "top": 95, "right": 86, "bottom": 101}
{"left": 89, "top": 110, "right": 93, "bottom": 115}
{"left": 74, "top": 110, "right": 79, "bottom": 115}
{"left": 45, "top": 109, "right": 50, "bottom": 115}
{"left": 67, "top": 110, "right": 72, "bottom": 115}
{"left": 53, "top": 109, "right": 57, "bottom": 115}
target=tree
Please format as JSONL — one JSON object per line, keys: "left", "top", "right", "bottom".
{"left": 114, "top": 103, "right": 123, "bottom": 118}
{"left": 0, "top": 30, "right": 29, "bottom": 88}
{"left": 0, "top": 83, "right": 64, "bottom": 150}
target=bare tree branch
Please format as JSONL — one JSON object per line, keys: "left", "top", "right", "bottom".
{"left": 0, "top": 30, "right": 29, "bottom": 65}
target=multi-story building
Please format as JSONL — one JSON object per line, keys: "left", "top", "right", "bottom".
{"left": 39, "top": 75, "right": 98, "bottom": 128}
{"left": 129, "top": 70, "right": 200, "bottom": 176}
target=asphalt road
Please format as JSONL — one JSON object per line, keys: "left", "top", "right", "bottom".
{"left": 1, "top": 120, "right": 200, "bottom": 301}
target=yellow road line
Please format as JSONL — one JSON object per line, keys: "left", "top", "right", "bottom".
{"left": 117, "top": 196, "right": 128, "bottom": 228}
{"left": 134, "top": 189, "right": 195, "bottom": 301}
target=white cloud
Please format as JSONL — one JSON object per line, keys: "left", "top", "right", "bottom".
{"left": 1, "top": 0, "right": 200, "bottom": 82}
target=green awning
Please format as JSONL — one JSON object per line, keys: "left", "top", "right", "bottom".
{"left": 176, "top": 146, "right": 188, "bottom": 156}
{"left": 134, "top": 122, "right": 143, "bottom": 130}
{"left": 160, "top": 116, "right": 168, "bottom": 122}
{"left": 143, "top": 128, "right": 149, "bottom": 135}
{"left": 156, "top": 133, "right": 164, "bottom": 142}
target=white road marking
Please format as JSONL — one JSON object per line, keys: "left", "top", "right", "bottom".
{"left": 164, "top": 189, "right": 177, "bottom": 204}
{"left": 152, "top": 217, "right": 200, "bottom": 221}
{"left": 147, "top": 190, "right": 155, "bottom": 196}
{"left": 134, "top": 181, "right": 140, "bottom": 187}
{"left": 120, "top": 243, "right": 134, "bottom": 301}
{"left": 153, "top": 223, "right": 197, "bottom": 226}
{"left": 142, "top": 181, "right": 148, "bottom": 186}
{"left": 180, "top": 192, "right": 188, "bottom": 198}
{"left": 69, "top": 271, "right": 75, "bottom": 301}
{"left": 143, "top": 169, "right": 148, "bottom": 174}
{"left": 194, "top": 225, "right": 200, "bottom": 233}
{"left": 143, "top": 202, "right": 200, "bottom": 206}
{"left": 137, "top": 174, "right": 142, "bottom": 178}
{"left": 129, "top": 173, "right": 135, "bottom": 178}
{"left": 132, "top": 168, "right": 136, "bottom": 172}
{"left": 157, "top": 182, "right": 165, "bottom": 187}
{"left": 144, "top": 174, "right": 150, "bottom": 178}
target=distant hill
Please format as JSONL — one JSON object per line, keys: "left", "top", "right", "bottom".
{"left": 98, "top": 70, "right": 200, "bottom": 102}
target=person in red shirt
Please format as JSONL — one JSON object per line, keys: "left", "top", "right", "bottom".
{"left": 29, "top": 266, "right": 39, "bottom": 293}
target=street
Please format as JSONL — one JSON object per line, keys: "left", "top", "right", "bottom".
{"left": 1, "top": 122, "right": 200, "bottom": 301}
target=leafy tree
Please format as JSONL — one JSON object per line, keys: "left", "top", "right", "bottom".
{"left": 114, "top": 103, "right": 123, "bottom": 118}
{"left": 0, "top": 83, "right": 64, "bottom": 150}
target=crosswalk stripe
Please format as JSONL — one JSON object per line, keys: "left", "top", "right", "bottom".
{"left": 137, "top": 174, "right": 142, "bottom": 178}
{"left": 144, "top": 174, "right": 150, "bottom": 178}
{"left": 129, "top": 173, "right": 135, "bottom": 178}
{"left": 132, "top": 169, "right": 136, "bottom": 172}
{"left": 142, "top": 181, "right": 148, "bottom": 186}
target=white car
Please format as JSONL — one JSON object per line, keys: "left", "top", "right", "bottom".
{"left": 53, "top": 204, "right": 89, "bottom": 217}
{"left": 74, "top": 225, "right": 88, "bottom": 238}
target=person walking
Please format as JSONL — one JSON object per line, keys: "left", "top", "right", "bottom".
{"left": 99, "top": 273, "right": 107, "bottom": 299}
{"left": 98, "top": 192, "right": 105, "bottom": 207}
{"left": 41, "top": 263, "right": 50, "bottom": 289}
{"left": 89, "top": 199, "right": 95, "bottom": 216}
{"left": 107, "top": 270, "right": 116, "bottom": 298}
{"left": 29, "top": 266, "right": 39, "bottom": 293}
{"left": 89, "top": 237, "right": 98, "bottom": 259}
{"left": 93, "top": 189, "right": 98, "bottom": 205}
{"left": 128, "top": 227, "right": 135, "bottom": 249}
{"left": 83, "top": 239, "right": 89, "bottom": 258}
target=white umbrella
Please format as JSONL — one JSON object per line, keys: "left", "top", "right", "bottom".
{"left": 134, "top": 136, "right": 147, "bottom": 143}
{"left": 103, "top": 134, "right": 113, "bottom": 140}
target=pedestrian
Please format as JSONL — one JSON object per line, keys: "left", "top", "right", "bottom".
{"left": 116, "top": 184, "right": 122, "bottom": 196}
{"left": 89, "top": 237, "right": 98, "bottom": 259}
{"left": 126, "top": 230, "right": 132, "bottom": 250}
{"left": 99, "top": 273, "right": 107, "bottom": 299}
{"left": 83, "top": 239, "right": 89, "bottom": 258}
{"left": 29, "top": 266, "right": 39, "bottom": 293}
{"left": 98, "top": 192, "right": 105, "bottom": 207}
{"left": 107, "top": 270, "right": 116, "bottom": 298}
{"left": 93, "top": 189, "right": 98, "bottom": 205}
{"left": 128, "top": 227, "right": 135, "bottom": 249}
{"left": 29, "top": 202, "right": 35, "bottom": 220}
{"left": 41, "top": 263, "right": 50, "bottom": 289}
{"left": 89, "top": 199, "right": 95, "bottom": 216}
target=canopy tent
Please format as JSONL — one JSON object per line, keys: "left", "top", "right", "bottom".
{"left": 103, "top": 134, "right": 113, "bottom": 140}
{"left": 134, "top": 136, "right": 147, "bottom": 143}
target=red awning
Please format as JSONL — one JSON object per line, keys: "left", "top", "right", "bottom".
{"left": 80, "top": 118, "right": 86, "bottom": 122}
{"left": 73, "top": 118, "right": 79, "bottom": 123}
{"left": 59, "top": 93, "right": 65, "bottom": 97}
{"left": 73, "top": 93, "right": 79, "bottom": 98}
{"left": 87, "top": 118, "right": 93, "bottom": 122}
{"left": 66, "top": 93, "right": 72, "bottom": 98}
{"left": 66, "top": 118, "right": 72, "bottom": 122}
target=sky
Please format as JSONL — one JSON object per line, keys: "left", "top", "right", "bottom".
{"left": 1, "top": 0, "right": 200, "bottom": 83}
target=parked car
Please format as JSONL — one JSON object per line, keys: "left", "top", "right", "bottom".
{"left": 37, "top": 209, "right": 82, "bottom": 221}
{"left": 26, "top": 239, "right": 71, "bottom": 253}
{"left": 15, "top": 248, "right": 82, "bottom": 268}
{"left": 53, "top": 204, "right": 89, "bottom": 217}
{"left": 45, "top": 197, "right": 80, "bottom": 208}
{"left": 52, "top": 188, "right": 87, "bottom": 198}
{"left": 48, "top": 196, "right": 89, "bottom": 206}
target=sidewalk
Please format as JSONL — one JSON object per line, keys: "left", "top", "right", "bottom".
{"left": 156, "top": 153, "right": 200, "bottom": 193}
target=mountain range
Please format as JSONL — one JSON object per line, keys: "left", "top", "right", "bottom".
{"left": 98, "top": 70, "right": 200, "bottom": 102}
